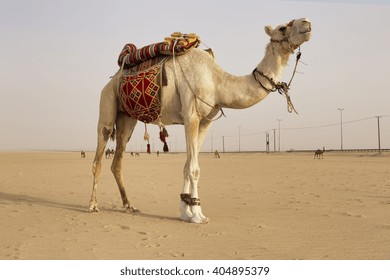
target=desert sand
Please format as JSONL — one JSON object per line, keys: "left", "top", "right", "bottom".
{"left": 1, "top": 151, "right": 390, "bottom": 260}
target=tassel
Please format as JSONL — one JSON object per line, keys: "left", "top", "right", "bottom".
{"left": 159, "top": 126, "right": 168, "bottom": 142}
{"left": 144, "top": 123, "right": 150, "bottom": 142}
{"left": 144, "top": 123, "right": 151, "bottom": 154}
{"left": 147, "top": 143, "right": 151, "bottom": 154}
{"left": 159, "top": 130, "right": 165, "bottom": 142}
{"left": 159, "top": 124, "right": 169, "bottom": 152}
{"left": 162, "top": 127, "right": 169, "bottom": 137}
{"left": 163, "top": 142, "right": 169, "bottom": 153}
{"left": 144, "top": 132, "right": 150, "bottom": 142}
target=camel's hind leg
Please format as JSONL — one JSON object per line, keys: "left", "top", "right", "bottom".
{"left": 89, "top": 80, "right": 117, "bottom": 212}
{"left": 111, "top": 112, "right": 139, "bottom": 212}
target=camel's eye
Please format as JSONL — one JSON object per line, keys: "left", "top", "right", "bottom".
{"left": 279, "top": 26, "right": 287, "bottom": 32}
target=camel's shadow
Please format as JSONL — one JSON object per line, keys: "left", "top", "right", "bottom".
{"left": 0, "top": 191, "right": 179, "bottom": 221}
{"left": 134, "top": 212, "right": 181, "bottom": 222}
{"left": 0, "top": 191, "right": 86, "bottom": 213}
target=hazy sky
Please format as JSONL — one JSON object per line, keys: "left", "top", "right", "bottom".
{"left": 1, "top": 0, "right": 389, "bottom": 152}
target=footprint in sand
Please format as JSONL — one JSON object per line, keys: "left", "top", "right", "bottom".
{"left": 136, "top": 241, "right": 161, "bottom": 249}
{"left": 199, "top": 232, "right": 223, "bottom": 237}
{"left": 156, "top": 234, "right": 169, "bottom": 239}
{"left": 5, "top": 245, "right": 21, "bottom": 260}
{"left": 137, "top": 231, "right": 149, "bottom": 240}
{"left": 171, "top": 252, "right": 185, "bottom": 258}
{"left": 308, "top": 192, "right": 320, "bottom": 198}
{"left": 339, "top": 211, "right": 363, "bottom": 218}
{"left": 103, "top": 224, "right": 130, "bottom": 231}
{"left": 255, "top": 224, "right": 267, "bottom": 229}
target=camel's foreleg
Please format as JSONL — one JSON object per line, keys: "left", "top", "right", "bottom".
{"left": 111, "top": 113, "right": 139, "bottom": 213}
{"left": 179, "top": 159, "right": 193, "bottom": 221}
{"left": 191, "top": 119, "right": 211, "bottom": 223}
{"left": 180, "top": 117, "right": 210, "bottom": 223}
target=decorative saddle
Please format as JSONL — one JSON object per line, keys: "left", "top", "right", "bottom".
{"left": 117, "top": 32, "right": 200, "bottom": 69}
{"left": 117, "top": 32, "right": 201, "bottom": 124}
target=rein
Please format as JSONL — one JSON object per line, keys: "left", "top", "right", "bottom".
{"left": 270, "top": 38, "right": 300, "bottom": 54}
{"left": 252, "top": 47, "right": 302, "bottom": 114}
{"left": 172, "top": 41, "right": 226, "bottom": 122}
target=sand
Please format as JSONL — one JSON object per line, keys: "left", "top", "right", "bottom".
{"left": 1, "top": 151, "right": 390, "bottom": 260}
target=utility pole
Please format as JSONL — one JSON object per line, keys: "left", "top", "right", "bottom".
{"left": 237, "top": 126, "right": 242, "bottom": 152}
{"left": 273, "top": 129, "right": 276, "bottom": 152}
{"left": 265, "top": 132, "right": 270, "bottom": 153}
{"left": 222, "top": 136, "right": 225, "bottom": 154}
{"left": 277, "top": 119, "right": 282, "bottom": 152}
{"left": 376, "top": 116, "right": 382, "bottom": 154}
{"left": 210, "top": 130, "right": 213, "bottom": 152}
{"left": 338, "top": 108, "right": 344, "bottom": 151}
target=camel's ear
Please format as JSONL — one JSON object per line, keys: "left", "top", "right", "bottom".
{"left": 264, "top": 25, "right": 274, "bottom": 37}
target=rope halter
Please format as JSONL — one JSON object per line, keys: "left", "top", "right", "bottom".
{"left": 252, "top": 46, "right": 302, "bottom": 114}
{"left": 269, "top": 20, "right": 300, "bottom": 54}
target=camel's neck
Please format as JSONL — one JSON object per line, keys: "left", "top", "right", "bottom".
{"left": 215, "top": 43, "right": 290, "bottom": 109}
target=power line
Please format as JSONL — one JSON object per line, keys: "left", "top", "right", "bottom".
{"left": 203, "top": 115, "right": 390, "bottom": 140}
{"left": 281, "top": 116, "right": 384, "bottom": 131}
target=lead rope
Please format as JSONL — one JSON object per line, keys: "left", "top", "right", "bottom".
{"left": 288, "top": 48, "right": 301, "bottom": 88}
{"left": 171, "top": 40, "right": 225, "bottom": 122}
{"left": 176, "top": 57, "right": 226, "bottom": 121}
{"left": 277, "top": 47, "right": 302, "bottom": 114}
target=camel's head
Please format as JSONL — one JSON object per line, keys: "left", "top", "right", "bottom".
{"left": 265, "top": 18, "right": 311, "bottom": 53}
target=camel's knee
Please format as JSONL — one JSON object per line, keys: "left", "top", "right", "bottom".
{"left": 92, "top": 160, "right": 102, "bottom": 176}
{"left": 102, "top": 127, "right": 115, "bottom": 141}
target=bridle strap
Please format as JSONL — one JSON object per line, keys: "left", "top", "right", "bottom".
{"left": 252, "top": 47, "right": 302, "bottom": 114}
{"left": 252, "top": 69, "right": 277, "bottom": 92}
{"left": 270, "top": 38, "right": 299, "bottom": 53}
{"left": 270, "top": 20, "right": 298, "bottom": 53}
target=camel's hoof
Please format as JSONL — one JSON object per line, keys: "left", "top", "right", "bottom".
{"left": 191, "top": 216, "right": 209, "bottom": 224}
{"left": 179, "top": 213, "right": 192, "bottom": 222}
{"left": 88, "top": 206, "right": 100, "bottom": 213}
{"left": 191, "top": 213, "right": 209, "bottom": 224}
{"left": 125, "top": 205, "right": 140, "bottom": 213}
{"left": 179, "top": 207, "right": 193, "bottom": 222}
{"left": 189, "top": 205, "right": 208, "bottom": 224}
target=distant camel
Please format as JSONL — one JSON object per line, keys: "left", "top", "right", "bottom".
{"left": 214, "top": 150, "right": 220, "bottom": 158}
{"left": 81, "top": 151, "right": 86, "bottom": 158}
{"left": 105, "top": 148, "right": 114, "bottom": 159}
{"left": 314, "top": 147, "right": 325, "bottom": 159}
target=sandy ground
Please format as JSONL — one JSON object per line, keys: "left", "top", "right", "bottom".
{"left": 0, "top": 151, "right": 390, "bottom": 260}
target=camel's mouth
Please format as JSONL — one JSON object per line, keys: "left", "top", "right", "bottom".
{"left": 300, "top": 27, "right": 312, "bottom": 34}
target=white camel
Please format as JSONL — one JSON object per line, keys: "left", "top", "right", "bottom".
{"left": 89, "top": 18, "right": 312, "bottom": 223}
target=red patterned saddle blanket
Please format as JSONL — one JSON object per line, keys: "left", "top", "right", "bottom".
{"left": 118, "top": 58, "right": 167, "bottom": 123}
